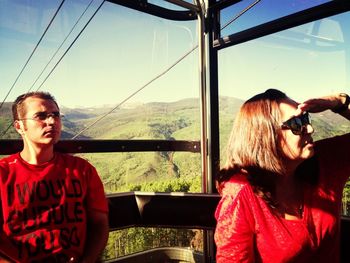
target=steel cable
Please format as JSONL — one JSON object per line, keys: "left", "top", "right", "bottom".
{"left": 35, "top": 0, "right": 105, "bottom": 92}
{"left": 27, "top": 0, "right": 96, "bottom": 93}
{"left": 70, "top": 0, "right": 261, "bottom": 139}
{"left": 0, "top": 0, "right": 66, "bottom": 110}
{"left": 1, "top": 0, "right": 103, "bottom": 138}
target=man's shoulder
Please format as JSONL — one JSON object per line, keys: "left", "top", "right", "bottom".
{"left": 0, "top": 153, "right": 19, "bottom": 166}
{"left": 0, "top": 154, "right": 20, "bottom": 178}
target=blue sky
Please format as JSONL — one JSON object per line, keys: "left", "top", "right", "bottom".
{"left": 0, "top": 0, "right": 199, "bottom": 107}
{"left": 1, "top": 0, "right": 349, "bottom": 108}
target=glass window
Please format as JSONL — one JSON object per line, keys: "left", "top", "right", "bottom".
{"left": 0, "top": 0, "right": 199, "bottom": 140}
{"left": 218, "top": 12, "right": 350, "bottom": 216}
{"left": 0, "top": 1, "right": 203, "bottom": 260}
{"left": 77, "top": 152, "right": 201, "bottom": 194}
{"left": 220, "top": 0, "right": 331, "bottom": 37}
{"left": 148, "top": 0, "right": 197, "bottom": 10}
{"left": 0, "top": 0, "right": 201, "bottom": 192}
{"left": 104, "top": 228, "right": 204, "bottom": 262}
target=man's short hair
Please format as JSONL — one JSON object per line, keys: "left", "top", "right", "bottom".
{"left": 12, "top": 91, "right": 59, "bottom": 121}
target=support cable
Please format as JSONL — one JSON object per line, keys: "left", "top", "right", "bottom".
{"left": 221, "top": 0, "right": 261, "bottom": 31}
{"left": 27, "top": 0, "right": 96, "bottom": 93}
{"left": 1, "top": 0, "right": 99, "bottom": 138}
{"left": 71, "top": 0, "right": 261, "bottom": 139}
{"left": 0, "top": 123, "right": 13, "bottom": 138}
{"left": 71, "top": 45, "right": 198, "bottom": 139}
{"left": 0, "top": 0, "right": 66, "bottom": 110}
{"left": 1, "top": 0, "right": 259, "bottom": 139}
{"left": 35, "top": 0, "right": 105, "bottom": 92}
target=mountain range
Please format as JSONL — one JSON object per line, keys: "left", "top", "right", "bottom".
{"left": 1, "top": 97, "right": 350, "bottom": 193}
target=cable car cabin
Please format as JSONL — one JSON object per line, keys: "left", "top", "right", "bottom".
{"left": 0, "top": 0, "right": 350, "bottom": 262}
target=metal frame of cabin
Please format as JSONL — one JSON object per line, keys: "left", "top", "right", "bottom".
{"left": 1, "top": 0, "right": 350, "bottom": 262}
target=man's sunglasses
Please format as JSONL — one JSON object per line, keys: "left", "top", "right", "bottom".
{"left": 281, "top": 112, "right": 311, "bottom": 135}
{"left": 18, "top": 111, "right": 62, "bottom": 122}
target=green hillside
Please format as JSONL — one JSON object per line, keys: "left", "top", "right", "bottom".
{"left": 0, "top": 102, "right": 19, "bottom": 139}
{"left": 71, "top": 99, "right": 201, "bottom": 140}
{"left": 70, "top": 99, "right": 205, "bottom": 193}
{"left": 1, "top": 97, "right": 350, "bottom": 195}
{"left": 1, "top": 97, "right": 350, "bottom": 260}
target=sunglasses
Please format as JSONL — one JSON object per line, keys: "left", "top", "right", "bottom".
{"left": 281, "top": 112, "right": 311, "bottom": 135}
{"left": 18, "top": 111, "right": 62, "bottom": 122}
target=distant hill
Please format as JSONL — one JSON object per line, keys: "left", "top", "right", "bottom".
{"left": 0, "top": 102, "right": 12, "bottom": 115}
{"left": 1, "top": 97, "right": 349, "bottom": 193}
{"left": 0, "top": 102, "right": 18, "bottom": 139}
{"left": 2, "top": 95, "right": 349, "bottom": 148}
{"left": 0, "top": 103, "right": 89, "bottom": 139}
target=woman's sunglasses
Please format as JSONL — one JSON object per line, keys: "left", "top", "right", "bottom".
{"left": 281, "top": 112, "right": 311, "bottom": 135}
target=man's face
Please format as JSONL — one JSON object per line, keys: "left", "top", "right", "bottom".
{"left": 15, "top": 97, "right": 62, "bottom": 146}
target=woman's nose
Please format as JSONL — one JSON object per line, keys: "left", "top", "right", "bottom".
{"left": 306, "top": 124, "right": 314, "bottom": 134}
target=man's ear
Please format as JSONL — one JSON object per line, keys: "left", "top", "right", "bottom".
{"left": 14, "top": 120, "right": 24, "bottom": 135}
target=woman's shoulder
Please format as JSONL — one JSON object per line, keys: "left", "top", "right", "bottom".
{"left": 221, "top": 173, "right": 253, "bottom": 196}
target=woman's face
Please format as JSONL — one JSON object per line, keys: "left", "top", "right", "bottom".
{"left": 279, "top": 99, "right": 315, "bottom": 167}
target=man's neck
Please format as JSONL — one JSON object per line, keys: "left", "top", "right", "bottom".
{"left": 20, "top": 143, "right": 55, "bottom": 165}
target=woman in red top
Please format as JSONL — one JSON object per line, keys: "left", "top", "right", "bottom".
{"left": 214, "top": 89, "right": 350, "bottom": 262}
